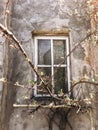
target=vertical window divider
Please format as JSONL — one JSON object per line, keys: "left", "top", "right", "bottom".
{"left": 51, "top": 39, "right": 54, "bottom": 94}
{"left": 34, "top": 37, "right": 37, "bottom": 96}
{"left": 66, "top": 38, "right": 70, "bottom": 92}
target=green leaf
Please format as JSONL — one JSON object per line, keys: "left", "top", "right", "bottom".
{"left": 29, "top": 79, "right": 37, "bottom": 84}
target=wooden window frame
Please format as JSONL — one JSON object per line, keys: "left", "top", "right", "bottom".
{"left": 33, "top": 36, "right": 70, "bottom": 97}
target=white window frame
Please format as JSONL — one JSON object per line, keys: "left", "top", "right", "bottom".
{"left": 34, "top": 36, "right": 70, "bottom": 97}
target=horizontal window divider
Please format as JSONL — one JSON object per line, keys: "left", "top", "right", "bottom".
{"left": 37, "top": 65, "right": 67, "bottom": 67}
{"left": 35, "top": 94, "right": 71, "bottom": 98}
{"left": 53, "top": 65, "right": 67, "bottom": 67}
{"left": 37, "top": 65, "right": 51, "bottom": 67}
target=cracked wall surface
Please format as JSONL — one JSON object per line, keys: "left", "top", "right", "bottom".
{"left": 9, "top": 0, "right": 92, "bottom": 130}
{"left": 1, "top": 0, "right": 98, "bottom": 130}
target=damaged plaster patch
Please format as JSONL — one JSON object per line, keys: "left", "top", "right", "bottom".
{"left": 73, "top": 45, "right": 85, "bottom": 60}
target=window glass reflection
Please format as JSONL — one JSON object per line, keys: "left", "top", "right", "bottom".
{"left": 37, "top": 67, "right": 52, "bottom": 94}
{"left": 38, "top": 39, "right": 51, "bottom": 65}
{"left": 53, "top": 40, "right": 66, "bottom": 64}
{"left": 54, "top": 67, "right": 68, "bottom": 95}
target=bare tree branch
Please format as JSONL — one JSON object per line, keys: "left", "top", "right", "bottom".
{"left": 13, "top": 104, "right": 72, "bottom": 108}
{"left": 3, "top": 0, "right": 10, "bottom": 27}
{"left": 0, "top": 23, "right": 62, "bottom": 101}
{"left": 69, "top": 80, "right": 98, "bottom": 94}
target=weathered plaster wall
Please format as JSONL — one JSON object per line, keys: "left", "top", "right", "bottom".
{"left": 11, "top": 0, "right": 90, "bottom": 102}
{"left": 0, "top": 1, "right": 13, "bottom": 130}
{"left": 0, "top": 0, "right": 5, "bottom": 112}
{"left": 89, "top": 0, "right": 98, "bottom": 74}
{"left": 0, "top": 34, "right": 5, "bottom": 112}
{"left": 0, "top": 1, "right": 8, "bottom": 128}
{"left": 1, "top": 0, "right": 97, "bottom": 130}
{"left": 7, "top": 0, "right": 93, "bottom": 130}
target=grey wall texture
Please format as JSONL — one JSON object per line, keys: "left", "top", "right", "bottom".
{"left": 0, "top": 0, "right": 6, "bottom": 113}
{"left": 0, "top": 0, "right": 97, "bottom": 130}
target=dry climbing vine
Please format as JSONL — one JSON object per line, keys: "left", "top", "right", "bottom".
{"left": 0, "top": 0, "right": 98, "bottom": 130}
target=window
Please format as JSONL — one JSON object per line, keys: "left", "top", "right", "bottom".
{"left": 34, "top": 36, "right": 70, "bottom": 96}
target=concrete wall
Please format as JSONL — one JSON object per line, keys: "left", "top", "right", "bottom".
{"left": 0, "top": 33, "right": 5, "bottom": 112}
{"left": 0, "top": 1, "right": 13, "bottom": 129}
{"left": 0, "top": 0, "right": 5, "bottom": 113}
{"left": 1, "top": 0, "right": 97, "bottom": 130}
{"left": 11, "top": 0, "right": 90, "bottom": 102}
{"left": 0, "top": 1, "right": 8, "bottom": 129}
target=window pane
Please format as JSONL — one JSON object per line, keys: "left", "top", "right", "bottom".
{"left": 38, "top": 39, "right": 51, "bottom": 65}
{"left": 54, "top": 67, "right": 68, "bottom": 95}
{"left": 53, "top": 40, "right": 66, "bottom": 64}
{"left": 37, "top": 67, "right": 52, "bottom": 94}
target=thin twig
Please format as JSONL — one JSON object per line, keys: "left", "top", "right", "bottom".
{"left": 4, "top": 0, "right": 10, "bottom": 27}
{"left": 69, "top": 80, "right": 98, "bottom": 93}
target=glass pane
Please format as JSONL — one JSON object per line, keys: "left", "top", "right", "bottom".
{"left": 53, "top": 40, "right": 66, "bottom": 64}
{"left": 54, "top": 67, "right": 68, "bottom": 95}
{"left": 38, "top": 39, "right": 51, "bottom": 65}
{"left": 37, "top": 67, "right": 52, "bottom": 94}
